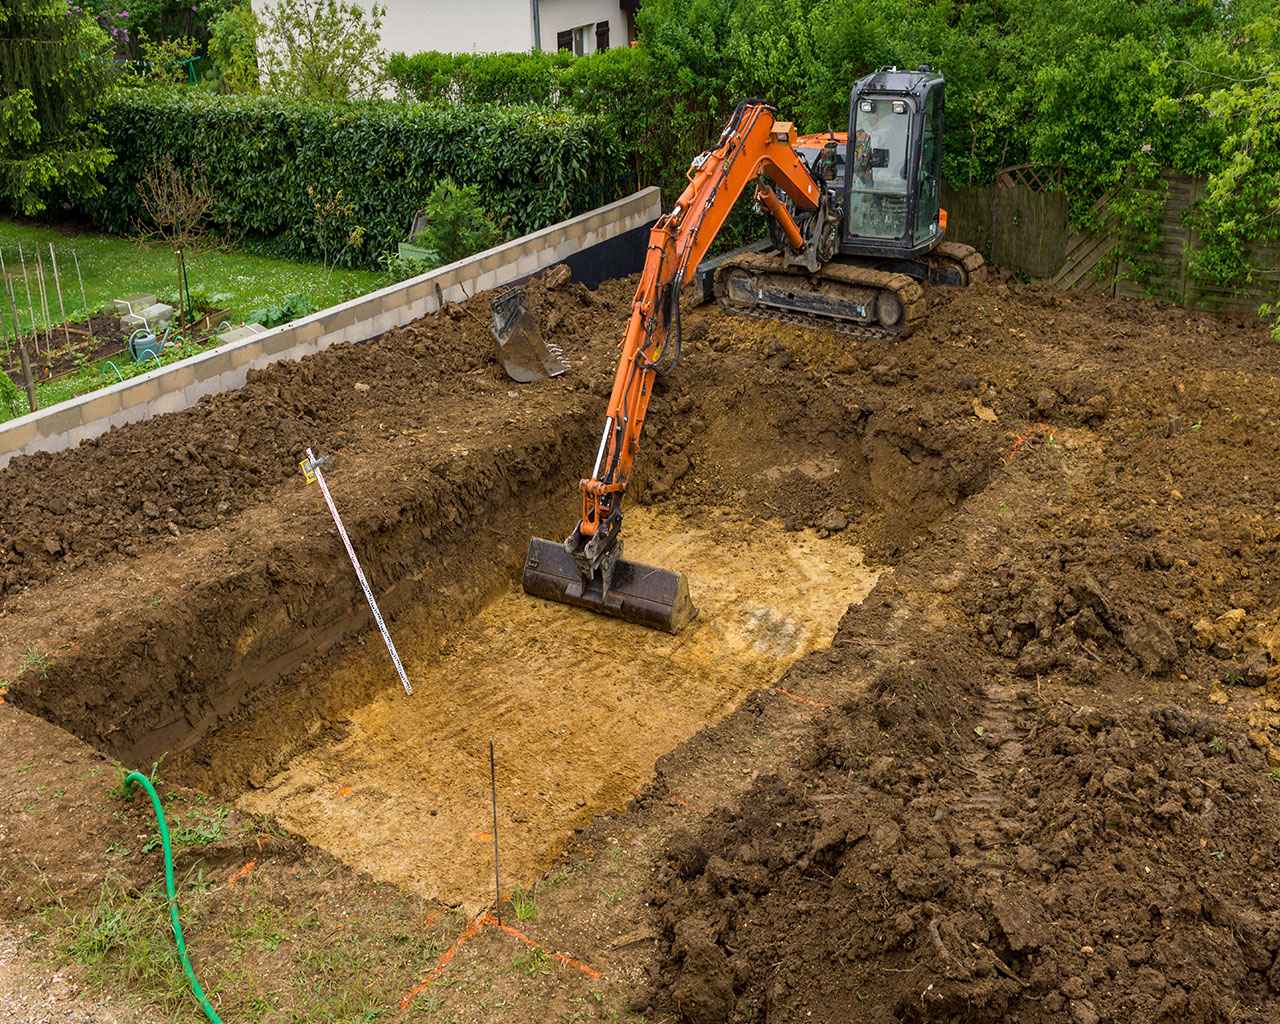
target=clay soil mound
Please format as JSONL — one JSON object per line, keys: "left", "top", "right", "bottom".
{"left": 4, "top": 265, "right": 1280, "bottom": 1024}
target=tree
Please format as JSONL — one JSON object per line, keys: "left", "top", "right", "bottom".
{"left": 207, "top": 4, "right": 263, "bottom": 93}
{"left": 0, "top": 0, "right": 118, "bottom": 215}
{"left": 1171, "top": 9, "right": 1280, "bottom": 321}
{"left": 257, "top": 0, "right": 387, "bottom": 100}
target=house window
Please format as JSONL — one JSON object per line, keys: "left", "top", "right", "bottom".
{"left": 559, "top": 23, "right": 603, "bottom": 56}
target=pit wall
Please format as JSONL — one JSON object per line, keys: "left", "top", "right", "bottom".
{"left": 0, "top": 187, "right": 661, "bottom": 469}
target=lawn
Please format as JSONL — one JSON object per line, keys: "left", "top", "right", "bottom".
{"left": 0, "top": 218, "right": 387, "bottom": 424}
{"left": 0, "top": 218, "right": 383, "bottom": 332}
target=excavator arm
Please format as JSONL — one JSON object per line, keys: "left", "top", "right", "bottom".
{"left": 523, "top": 100, "right": 828, "bottom": 632}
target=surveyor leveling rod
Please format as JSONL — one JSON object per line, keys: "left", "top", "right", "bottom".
{"left": 300, "top": 448, "right": 413, "bottom": 696}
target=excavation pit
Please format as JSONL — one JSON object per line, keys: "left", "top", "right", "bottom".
{"left": 234, "top": 509, "right": 880, "bottom": 905}
{"left": 1, "top": 273, "right": 935, "bottom": 908}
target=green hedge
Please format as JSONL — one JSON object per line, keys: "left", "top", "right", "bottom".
{"left": 85, "top": 88, "right": 627, "bottom": 265}
{"left": 386, "top": 50, "right": 576, "bottom": 106}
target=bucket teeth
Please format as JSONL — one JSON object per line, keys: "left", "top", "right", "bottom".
{"left": 490, "top": 288, "right": 571, "bottom": 383}
{"left": 523, "top": 537, "right": 697, "bottom": 634}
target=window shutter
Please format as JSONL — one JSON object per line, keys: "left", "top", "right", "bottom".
{"left": 556, "top": 29, "right": 572, "bottom": 51}
{"left": 595, "top": 21, "right": 610, "bottom": 51}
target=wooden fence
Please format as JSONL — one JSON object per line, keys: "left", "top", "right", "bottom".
{"left": 943, "top": 169, "right": 1279, "bottom": 314}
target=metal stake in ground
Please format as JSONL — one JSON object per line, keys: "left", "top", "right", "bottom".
{"left": 48, "top": 244, "right": 70, "bottom": 348}
{"left": 71, "top": 251, "right": 92, "bottom": 345}
{"left": 299, "top": 448, "right": 413, "bottom": 696}
{"left": 18, "top": 246, "right": 38, "bottom": 360}
{"left": 491, "top": 739, "right": 501, "bottom": 926}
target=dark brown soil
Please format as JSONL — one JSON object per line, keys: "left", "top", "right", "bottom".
{"left": 4, "top": 263, "right": 1280, "bottom": 1024}
{"left": 2, "top": 315, "right": 130, "bottom": 384}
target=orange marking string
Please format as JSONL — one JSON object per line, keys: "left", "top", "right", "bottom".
{"left": 400, "top": 912, "right": 604, "bottom": 1009}
{"left": 474, "top": 831, "right": 493, "bottom": 842}
{"left": 490, "top": 918, "right": 602, "bottom": 980}
{"left": 772, "top": 686, "right": 830, "bottom": 708}
{"left": 225, "top": 859, "right": 256, "bottom": 886}
{"left": 399, "top": 914, "right": 489, "bottom": 1011}
{"left": 1006, "top": 423, "right": 1076, "bottom": 463}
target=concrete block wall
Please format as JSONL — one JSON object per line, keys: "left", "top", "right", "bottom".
{"left": 0, "top": 187, "right": 661, "bottom": 469}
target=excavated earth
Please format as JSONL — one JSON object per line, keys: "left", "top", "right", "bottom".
{"left": 3, "top": 263, "right": 1280, "bottom": 1023}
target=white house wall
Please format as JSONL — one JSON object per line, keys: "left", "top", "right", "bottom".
{"left": 381, "top": 0, "right": 534, "bottom": 54}
{"left": 250, "top": 1, "right": 535, "bottom": 56}
{"left": 250, "top": 1, "right": 633, "bottom": 60}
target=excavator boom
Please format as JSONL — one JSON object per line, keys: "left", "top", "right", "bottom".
{"left": 524, "top": 101, "right": 825, "bottom": 632}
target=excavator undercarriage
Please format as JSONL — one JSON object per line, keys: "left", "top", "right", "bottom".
{"left": 714, "top": 241, "right": 984, "bottom": 341}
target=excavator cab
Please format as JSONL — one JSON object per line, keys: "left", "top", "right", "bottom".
{"left": 843, "top": 67, "right": 946, "bottom": 258}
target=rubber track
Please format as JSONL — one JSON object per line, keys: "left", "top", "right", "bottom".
{"left": 715, "top": 251, "right": 927, "bottom": 341}
{"left": 931, "top": 241, "right": 988, "bottom": 285}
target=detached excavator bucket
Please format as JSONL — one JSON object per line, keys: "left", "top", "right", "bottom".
{"left": 490, "top": 287, "right": 570, "bottom": 383}
{"left": 522, "top": 537, "right": 697, "bottom": 634}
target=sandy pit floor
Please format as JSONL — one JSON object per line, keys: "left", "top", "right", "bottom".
{"left": 236, "top": 509, "right": 881, "bottom": 904}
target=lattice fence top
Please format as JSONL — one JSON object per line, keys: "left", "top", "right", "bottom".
{"left": 995, "top": 164, "right": 1065, "bottom": 192}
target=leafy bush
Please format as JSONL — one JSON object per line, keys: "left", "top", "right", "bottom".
{"left": 132, "top": 32, "right": 202, "bottom": 85}
{"left": 84, "top": 89, "right": 625, "bottom": 266}
{"left": 248, "top": 292, "right": 316, "bottom": 327}
{"left": 207, "top": 4, "right": 261, "bottom": 93}
{"left": 258, "top": 0, "right": 386, "bottom": 99}
{"left": 387, "top": 49, "right": 574, "bottom": 106}
{"left": 411, "top": 178, "right": 505, "bottom": 267}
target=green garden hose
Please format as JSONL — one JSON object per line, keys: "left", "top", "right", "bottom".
{"left": 124, "top": 771, "right": 224, "bottom": 1024}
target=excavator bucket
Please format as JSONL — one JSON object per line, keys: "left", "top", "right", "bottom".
{"left": 522, "top": 537, "right": 697, "bottom": 633}
{"left": 489, "top": 287, "right": 570, "bottom": 383}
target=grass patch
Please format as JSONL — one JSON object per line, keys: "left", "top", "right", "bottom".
{"left": 512, "top": 889, "right": 537, "bottom": 921}
{"left": 44, "top": 867, "right": 455, "bottom": 1024}
{"left": 0, "top": 217, "right": 382, "bottom": 331}
{"left": 0, "top": 217, "right": 385, "bottom": 424}
{"left": 60, "top": 871, "right": 192, "bottom": 1008}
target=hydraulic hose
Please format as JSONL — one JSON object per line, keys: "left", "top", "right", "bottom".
{"left": 124, "top": 771, "right": 224, "bottom": 1024}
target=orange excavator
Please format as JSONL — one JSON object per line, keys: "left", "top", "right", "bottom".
{"left": 523, "top": 68, "right": 984, "bottom": 632}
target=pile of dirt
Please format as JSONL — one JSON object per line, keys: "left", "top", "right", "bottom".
{"left": 649, "top": 658, "right": 1280, "bottom": 1024}
{"left": 626, "top": 282, "right": 1280, "bottom": 1023}
{"left": 0, "top": 272, "right": 629, "bottom": 601}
